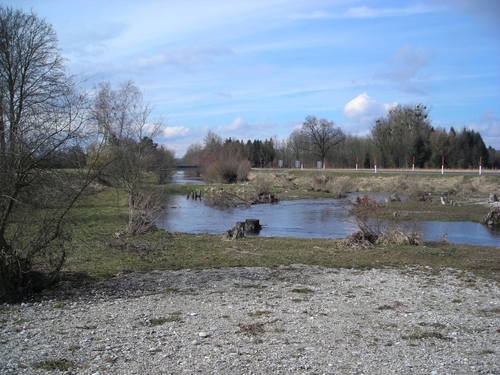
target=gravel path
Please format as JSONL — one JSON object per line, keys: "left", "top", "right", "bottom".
{"left": 1, "top": 265, "right": 499, "bottom": 374}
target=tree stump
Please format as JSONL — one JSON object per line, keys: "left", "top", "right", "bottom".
{"left": 245, "top": 219, "right": 262, "bottom": 234}
{"left": 233, "top": 222, "right": 245, "bottom": 238}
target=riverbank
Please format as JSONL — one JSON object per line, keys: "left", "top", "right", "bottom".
{"left": 2, "top": 266, "right": 499, "bottom": 374}
{"left": 60, "top": 172, "right": 500, "bottom": 284}
{"left": 174, "top": 170, "right": 500, "bottom": 222}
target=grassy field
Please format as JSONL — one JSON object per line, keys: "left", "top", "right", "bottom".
{"left": 62, "top": 171, "right": 500, "bottom": 286}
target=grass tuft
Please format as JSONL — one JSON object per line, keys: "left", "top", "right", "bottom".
{"left": 32, "top": 358, "right": 75, "bottom": 371}
{"left": 237, "top": 322, "right": 266, "bottom": 336}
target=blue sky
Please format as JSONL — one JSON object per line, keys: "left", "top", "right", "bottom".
{"left": 5, "top": 0, "right": 500, "bottom": 156}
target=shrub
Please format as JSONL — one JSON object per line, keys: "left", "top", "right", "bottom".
{"left": 237, "top": 159, "right": 252, "bottom": 182}
{"left": 199, "top": 148, "right": 250, "bottom": 184}
{"left": 345, "top": 195, "right": 422, "bottom": 248}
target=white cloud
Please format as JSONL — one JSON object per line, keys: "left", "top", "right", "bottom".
{"left": 286, "top": 10, "right": 331, "bottom": 20}
{"left": 473, "top": 109, "right": 500, "bottom": 148}
{"left": 213, "top": 92, "right": 232, "bottom": 98}
{"left": 377, "top": 45, "right": 436, "bottom": 94}
{"left": 433, "top": 0, "right": 500, "bottom": 30}
{"left": 212, "top": 117, "right": 278, "bottom": 140}
{"left": 479, "top": 109, "right": 499, "bottom": 123}
{"left": 467, "top": 122, "right": 500, "bottom": 149}
{"left": 286, "top": 4, "right": 431, "bottom": 21}
{"left": 344, "top": 5, "right": 431, "bottom": 18}
{"left": 61, "top": 21, "right": 128, "bottom": 57}
{"left": 343, "top": 93, "right": 395, "bottom": 126}
{"left": 133, "top": 45, "right": 234, "bottom": 72}
{"left": 163, "top": 126, "right": 190, "bottom": 138}
{"left": 218, "top": 117, "right": 249, "bottom": 133}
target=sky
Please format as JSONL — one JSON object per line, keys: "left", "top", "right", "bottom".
{"left": 4, "top": 0, "right": 500, "bottom": 157}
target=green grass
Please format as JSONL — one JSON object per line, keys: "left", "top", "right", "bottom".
{"left": 61, "top": 181, "right": 500, "bottom": 287}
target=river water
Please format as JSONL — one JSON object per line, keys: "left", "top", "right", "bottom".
{"left": 159, "top": 172, "right": 500, "bottom": 246}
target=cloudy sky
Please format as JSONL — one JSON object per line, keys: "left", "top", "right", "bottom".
{"left": 5, "top": 0, "right": 500, "bottom": 156}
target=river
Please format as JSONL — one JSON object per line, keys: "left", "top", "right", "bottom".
{"left": 162, "top": 171, "right": 500, "bottom": 246}
{"left": 157, "top": 194, "right": 500, "bottom": 246}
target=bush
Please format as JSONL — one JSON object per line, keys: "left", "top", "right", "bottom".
{"left": 346, "top": 195, "right": 422, "bottom": 248}
{"left": 199, "top": 148, "right": 251, "bottom": 184}
{"left": 237, "top": 159, "right": 252, "bottom": 182}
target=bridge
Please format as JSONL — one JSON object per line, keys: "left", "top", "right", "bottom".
{"left": 168, "top": 165, "right": 198, "bottom": 170}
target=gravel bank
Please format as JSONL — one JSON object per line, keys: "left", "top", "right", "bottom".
{"left": 1, "top": 266, "right": 499, "bottom": 374}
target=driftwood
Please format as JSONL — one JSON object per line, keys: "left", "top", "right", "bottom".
{"left": 388, "top": 193, "right": 401, "bottom": 202}
{"left": 483, "top": 207, "right": 500, "bottom": 227}
{"left": 186, "top": 190, "right": 202, "bottom": 200}
{"left": 205, "top": 188, "right": 279, "bottom": 208}
{"left": 250, "top": 193, "right": 279, "bottom": 204}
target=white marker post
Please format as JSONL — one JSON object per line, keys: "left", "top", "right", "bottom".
{"left": 441, "top": 156, "right": 444, "bottom": 175}
{"left": 479, "top": 156, "right": 482, "bottom": 175}
{"left": 356, "top": 157, "right": 358, "bottom": 171}
{"left": 412, "top": 156, "right": 415, "bottom": 172}
{"left": 374, "top": 157, "right": 377, "bottom": 173}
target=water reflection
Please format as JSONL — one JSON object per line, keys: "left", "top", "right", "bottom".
{"left": 420, "top": 221, "right": 500, "bottom": 246}
{"left": 171, "top": 170, "right": 204, "bottom": 185}
{"left": 157, "top": 195, "right": 500, "bottom": 246}
{"left": 158, "top": 196, "right": 356, "bottom": 238}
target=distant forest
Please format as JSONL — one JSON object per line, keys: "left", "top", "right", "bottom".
{"left": 183, "top": 104, "right": 500, "bottom": 171}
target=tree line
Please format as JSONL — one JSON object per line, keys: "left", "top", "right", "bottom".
{"left": 184, "top": 104, "right": 497, "bottom": 174}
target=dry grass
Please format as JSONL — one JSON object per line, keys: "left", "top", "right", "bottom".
{"left": 237, "top": 322, "right": 266, "bottom": 336}
{"left": 247, "top": 170, "right": 500, "bottom": 203}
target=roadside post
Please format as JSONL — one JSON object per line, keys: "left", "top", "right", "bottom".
{"left": 374, "top": 157, "right": 377, "bottom": 173}
{"left": 441, "top": 156, "right": 444, "bottom": 175}
{"left": 479, "top": 156, "right": 482, "bottom": 175}
{"left": 412, "top": 156, "right": 415, "bottom": 172}
{"left": 356, "top": 157, "right": 358, "bottom": 171}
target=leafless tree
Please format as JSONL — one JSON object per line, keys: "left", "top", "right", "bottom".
{"left": 288, "top": 129, "right": 305, "bottom": 162}
{"left": 0, "top": 6, "right": 108, "bottom": 301}
{"left": 203, "top": 130, "right": 223, "bottom": 154}
{"left": 301, "top": 116, "right": 345, "bottom": 163}
{"left": 90, "top": 80, "right": 168, "bottom": 235}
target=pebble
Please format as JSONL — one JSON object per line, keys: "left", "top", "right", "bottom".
{"left": 1, "top": 266, "right": 499, "bottom": 374}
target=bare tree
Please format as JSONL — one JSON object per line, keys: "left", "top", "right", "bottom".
{"left": 91, "top": 80, "right": 167, "bottom": 235}
{"left": 0, "top": 6, "right": 107, "bottom": 301}
{"left": 183, "top": 142, "right": 204, "bottom": 166}
{"left": 203, "top": 130, "right": 223, "bottom": 154}
{"left": 301, "top": 116, "right": 345, "bottom": 163}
